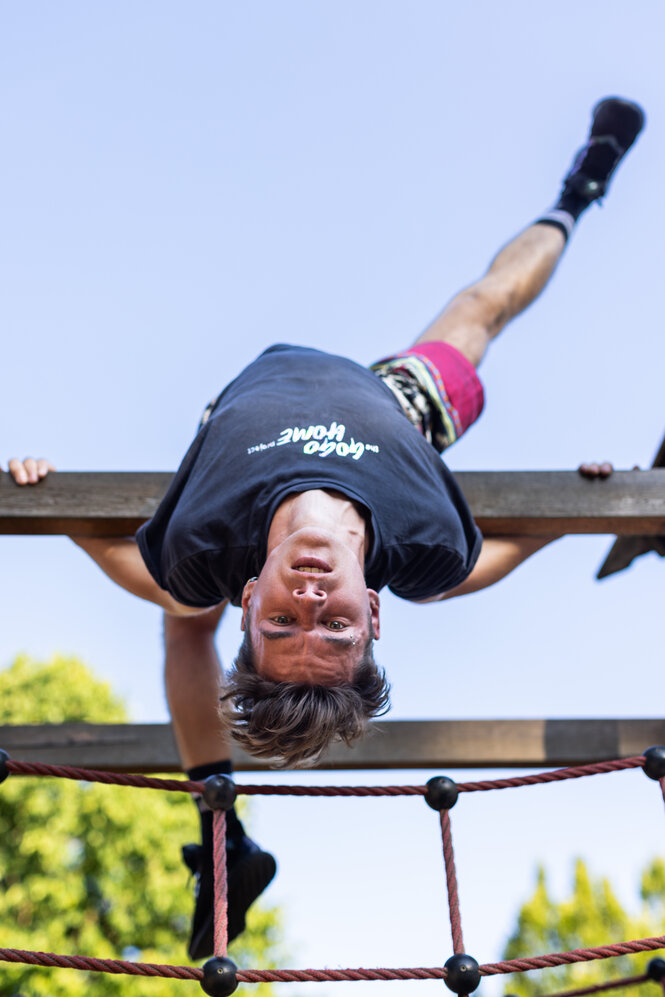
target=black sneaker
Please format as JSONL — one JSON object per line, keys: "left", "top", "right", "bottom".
{"left": 561, "top": 97, "right": 645, "bottom": 203}
{"left": 182, "top": 835, "right": 277, "bottom": 960}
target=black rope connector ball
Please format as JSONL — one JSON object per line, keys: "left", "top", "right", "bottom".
{"left": 642, "top": 746, "right": 665, "bottom": 782}
{"left": 200, "top": 956, "right": 238, "bottom": 996}
{"left": 202, "top": 774, "right": 237, "bottom": 811}
{"left": 647, "top": 957, "right": 665, "bottom": 982}
{"left": 444, "top": 954, "right": 481, "bottom": 994}
{"left": 425, "top": 776, "right": 459, "bottom": 811}
{"left": 0, "top": 749, "right": 10, "bottom": 785}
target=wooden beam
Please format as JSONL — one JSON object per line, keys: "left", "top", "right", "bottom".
{"left": 461, "top": 470, "right": 665, "bottom": 536}
{"left": 1, "top": 470, "right": 665, "bottom": 537}
{"left": 0, "top": 472, "right": 173, "bottom": 536}
{"left": 0, "top": 720, "right": 663, "bottom": 772}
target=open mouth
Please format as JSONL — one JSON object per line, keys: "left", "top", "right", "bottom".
{"left": 292, "top": 557, "right": 332, "bottom": 573}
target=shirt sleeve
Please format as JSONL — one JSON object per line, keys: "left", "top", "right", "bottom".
{"left": 387, "top": 524, "right": 483, "bottom": 601}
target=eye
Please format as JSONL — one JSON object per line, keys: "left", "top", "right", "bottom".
{"left": 271, "top": 615, "right": 291, "bottom": 625}
{"left": 326, "top": 620, "right": 346, "bottom": 631}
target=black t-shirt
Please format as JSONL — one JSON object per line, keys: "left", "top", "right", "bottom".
{"left": 137, "top": 344, "right": 482, "bottom": 606}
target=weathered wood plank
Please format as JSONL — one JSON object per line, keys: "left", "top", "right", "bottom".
{"left": 0, "top": 720, "right": 662, "bottom": 772}
{"left": 0, "top": 472, "right": 173, "bottom": 536}
{"left": 1, "top": 470, "right": 665, "bottom": 537}
{"left": 463, "top": 470, "right": 665, "bottom": 536}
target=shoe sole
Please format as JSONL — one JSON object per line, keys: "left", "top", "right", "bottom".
{"left": 590, "top": 97, "right": 645, "bottom": 151}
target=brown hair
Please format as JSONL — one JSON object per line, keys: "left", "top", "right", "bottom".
{"left": 222, "top": 615, "right": 390, "bottom": 768}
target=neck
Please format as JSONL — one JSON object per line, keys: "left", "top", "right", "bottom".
{"left": 267, "top": 489, "right": 369, "bottom": 563}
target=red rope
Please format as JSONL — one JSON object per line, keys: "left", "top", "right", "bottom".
{"left": 6, "top": 759, "right": 203, "bottom": 794}
{"left": 237, "top": 966, "right": 447, "bottom": 981}
{"left": 235, "top": 760, "right": 643, "bottom": 795}
{"left": 439, "top": 810, "right": 464, "bottom": 954}
{"left": 3, "top": 936, "right": 663, "bottom": 984}
{"left": 0, "top": 948, "right": 201, "bottom": 980}
{"left": 5, "top": 756, "right": 645, "bottom": 797}
{"left": 457, "top": 758, "right": 645, "bottom": 794}
{"left": 530, "top": 975, "right": 649, "bottom": 997}
{"left": 0, "top": 949, "right": 439, "bottom": 981}
{"left": 213, "top": 810, "right": 228, "bottom": 957}
{"left": 479, "top": 936, "right": 665, "bottom": 976}
{"left": 3, "top": 752, "right": 663, "bottom": 991}
{"left": 234, "top": 784, "right": 426, "bottom": 796}
{"left": 237, "top": 936, "right": 665, "bottom": 983}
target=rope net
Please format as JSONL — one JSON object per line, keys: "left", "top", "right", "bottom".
{"left": 1, "top": 749, "right": 665, "bottom": 996}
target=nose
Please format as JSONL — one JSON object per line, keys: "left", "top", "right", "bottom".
{"left": 292, "top": 587, "right": 326, "bottom": 629}
{"left": 293, "top": 585, "right": 326, "bottom": 603}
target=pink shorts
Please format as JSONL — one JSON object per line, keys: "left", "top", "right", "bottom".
{"left": 370, "top": 342, "right": 485, "bottom": 453}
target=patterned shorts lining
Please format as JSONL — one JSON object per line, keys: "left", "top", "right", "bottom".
{"left": 370, "top": 353, "right": 462, "bottom": 453}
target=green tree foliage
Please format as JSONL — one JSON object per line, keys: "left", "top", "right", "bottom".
{"left": 0, "top": 655, "right": 282, "bottom": 997}
{"left": 503, "top": 857, "right": 665, "bottom": 996}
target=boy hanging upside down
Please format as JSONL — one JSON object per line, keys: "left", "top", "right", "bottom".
{"left": 9, "top": 97, "right": 643, "bottom": 959}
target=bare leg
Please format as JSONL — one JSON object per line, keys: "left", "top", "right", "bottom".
{"left": 163, "top": 603, "right": 230, "bottom": 771}
{"left": 414, "top": 223, "right": 566, "bottom": 367}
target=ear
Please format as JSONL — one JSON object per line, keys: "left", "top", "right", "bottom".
{"left": 367, "top": 589, "right": 381, "bottom": 640}
{"left": 240, "top": 578, "right": 257, "bottom": 631}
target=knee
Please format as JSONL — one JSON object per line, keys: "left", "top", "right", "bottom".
{"left": 457, "top": 281, "right": 513, "bottom": 331}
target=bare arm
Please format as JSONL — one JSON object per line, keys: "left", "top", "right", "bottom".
{"left": 418, "top": 462, "right": 615, "bottom": 603}
{"left": 415, "top": 535, "right": 559, "bottom": 603}
{"left": 70, "top": 535, "right": 207, "bottom": 616}
{"left": 7, "top": 457, "right": 207, "bottom": 617}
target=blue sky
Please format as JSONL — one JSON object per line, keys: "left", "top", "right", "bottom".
{"left": 2, "top": 2, "right": 664, "bottom": 994}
